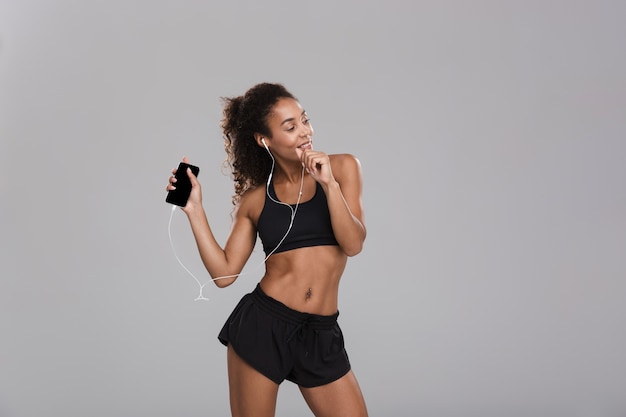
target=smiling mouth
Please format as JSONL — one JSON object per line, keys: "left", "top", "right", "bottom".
{"left": 298, "top": 141, "right": 313, "bottom": 150}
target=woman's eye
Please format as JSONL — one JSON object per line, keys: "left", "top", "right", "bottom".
{"left": 302, "top": 117, "right": 311, "bottom": 125}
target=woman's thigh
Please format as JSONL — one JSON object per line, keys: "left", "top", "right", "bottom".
{"left": 227, "top": 345, "right": 280, "bottom": 417}
{"left": 299, "top": 370, "right": 368, "bottom": 417}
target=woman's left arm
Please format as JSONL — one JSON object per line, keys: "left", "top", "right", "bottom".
{"left": 301, "top": 152, "right": 366, "bottom": 256}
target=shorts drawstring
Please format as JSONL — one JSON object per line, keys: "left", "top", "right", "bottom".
{"left": 286, "top": 315, "right": 315, "bottom": 342}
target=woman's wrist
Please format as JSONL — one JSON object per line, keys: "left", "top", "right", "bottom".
{"left": 183, "top": 202, "right": 205, "bottom": 218}
{"left": 321, "top": 179, "right": 340, "bottom": 194}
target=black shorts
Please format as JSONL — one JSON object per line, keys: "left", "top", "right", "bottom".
{"left": 218, "top": 284, "right": 351, "bottom": 388}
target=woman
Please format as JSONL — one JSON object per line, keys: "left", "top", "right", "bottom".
{"left": 166, "top": 83, "right": 368, "bottom": 417}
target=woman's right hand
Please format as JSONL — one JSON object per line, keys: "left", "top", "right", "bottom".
{"left": 167, "top": 156, "right": 203, "bottom": 213}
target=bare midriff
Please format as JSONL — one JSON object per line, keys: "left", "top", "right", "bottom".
{"left": 259, "top": 245, "right": 347, "bottom": 316}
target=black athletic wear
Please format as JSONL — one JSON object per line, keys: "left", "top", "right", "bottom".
{"left": 257, "top": 181, "right": 338, "bottom": 256}
{"left": 218, "top": 284, "right": 351, "bottom": 387}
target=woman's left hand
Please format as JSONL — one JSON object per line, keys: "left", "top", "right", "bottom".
{"left": 299, "top": 148, "right": 335, "bottom": 185}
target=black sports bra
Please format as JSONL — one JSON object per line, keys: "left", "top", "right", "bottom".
{"left": 257, "top": 180, "right": 338, "bottom": 256}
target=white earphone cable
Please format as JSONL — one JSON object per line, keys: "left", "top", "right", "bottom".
{"left": 167, "top": 145, "right": 304, "bottom": 300}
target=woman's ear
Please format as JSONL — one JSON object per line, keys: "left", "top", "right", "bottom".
{"left": 254, "top": 133, "right": 268, "bottom": 149}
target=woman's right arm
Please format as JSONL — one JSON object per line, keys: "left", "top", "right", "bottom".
{"left": 168, "top": 158, "right": 257, "bottom": 287}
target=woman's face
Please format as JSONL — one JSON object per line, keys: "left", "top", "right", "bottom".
{"left": 265, "top": 97, "right": 314, "bottom": 161}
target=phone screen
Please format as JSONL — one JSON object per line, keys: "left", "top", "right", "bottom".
{"left": 165, "top": 162, "right": 200, "bottom": 207}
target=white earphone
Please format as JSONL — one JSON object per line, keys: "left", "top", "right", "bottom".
{"left": 261, "top": 137, "right": 268, "bottom": 150}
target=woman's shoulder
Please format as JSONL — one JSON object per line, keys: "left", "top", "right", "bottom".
{"left": 330, "top": 152, "right": 360, "bottom": 162}
{"left": 236, "top": 184, "right": 266, "bottom": 220}
{"left": 330, "top": 153, "right": 362, "bottom": 173}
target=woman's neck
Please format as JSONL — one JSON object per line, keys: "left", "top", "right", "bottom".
{"left": 273, "top": 161, "right": 306, "bottom": 184}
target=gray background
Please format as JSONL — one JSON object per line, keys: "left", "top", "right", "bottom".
{"left": 1, "top": 1, "right": 625, "bottom": 416}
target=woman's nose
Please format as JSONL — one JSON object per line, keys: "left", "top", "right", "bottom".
{"left": 300, "top": 123, "right": 312, "bottom": 137}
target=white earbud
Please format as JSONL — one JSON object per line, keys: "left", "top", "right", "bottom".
{"left": 261, "top": 137, "right": 268, "bottom": 150}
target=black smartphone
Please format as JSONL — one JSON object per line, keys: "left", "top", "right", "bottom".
{"left": 166, "top": 162, "right": 200, "bottom": 207}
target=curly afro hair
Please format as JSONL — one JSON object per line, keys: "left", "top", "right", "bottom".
{"left": 220, "top": 83, "right": 296, "bottom": 205}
